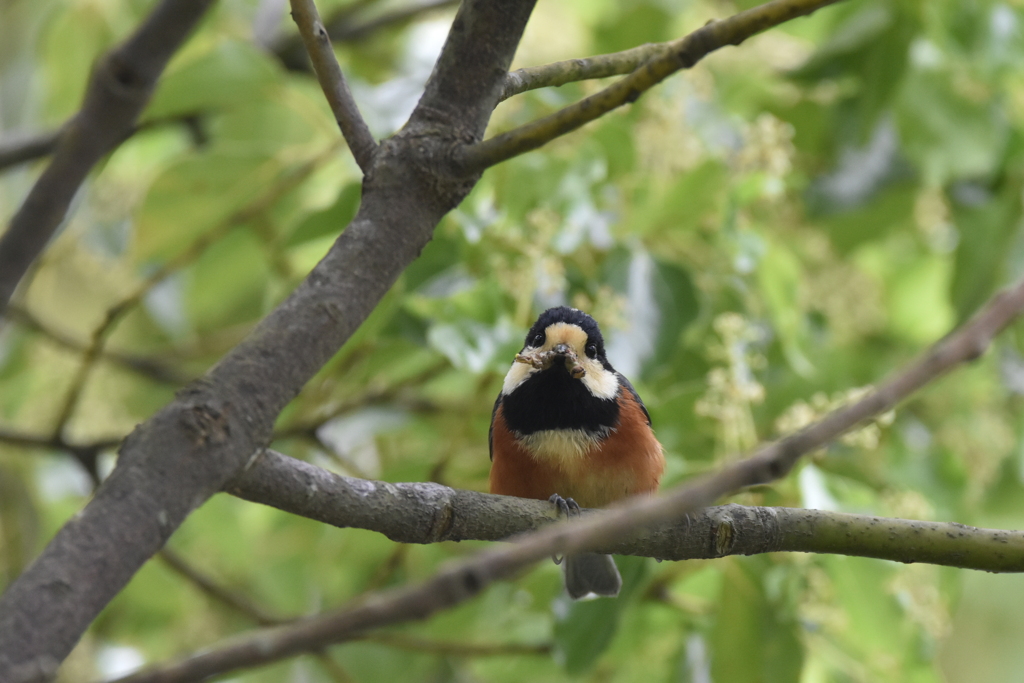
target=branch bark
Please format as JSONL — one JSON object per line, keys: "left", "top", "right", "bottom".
{"left": 0, "top": 131, "right": 62, "bottom": 172}
{"left": 4, "top": 305, "right": 190, "bottom": 386}
{"left": 107, "top": 270, "right": 1024, "bottom": 683}
{"left": 0, "top": 2, "right": 538, "bottom": 680}
{"left": 103, "top": 456, "right": 1024, "bottom": 682}
{"left": 230, "top": 450, "right": 1024, "bottom": 571}
{"left": 499, "top": 42, "right": 671, "bottom": 102}
{"left": 0, "top": 0, "right": 217, "bottom": 316}
{"left": 458, "top": 0, "right": 842, "bottom": 173}
{"left": 289, "top": 0, "right": 378, "bottom": 171}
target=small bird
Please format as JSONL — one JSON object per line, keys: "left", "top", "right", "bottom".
{"left": 489, "top": 306, "right": 665, "bottom": 598}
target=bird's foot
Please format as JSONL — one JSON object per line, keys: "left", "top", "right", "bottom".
{"left": 549, "top": 493, "right": 580, "bottom": 520}
{"left": 549, "top": 493, "right": 580, "bottom": 565}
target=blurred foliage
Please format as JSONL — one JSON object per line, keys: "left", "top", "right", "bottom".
{"left": 4, "top": 0, "right": 1024, "bottom": 681}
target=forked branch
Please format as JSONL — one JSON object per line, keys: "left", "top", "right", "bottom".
{"left": 0, "top": 0, "right": 216, "bottom": 316}
{"left": 460, "top": 0, "right": 842, "bottom": 173}
{"left": 104, "top": 271, "right": 1024, "bottom": 683}
{"left": 290, "top": 0, "right": 378, "bottom": 172}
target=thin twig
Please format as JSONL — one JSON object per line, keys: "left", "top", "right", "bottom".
{"left": 46, "top": 146, "right": 339, "bottom": 445}
{"left": 0, "top": 114, "right": 207, "bottom": 174}
{"left": 0, "top": 0, "right": 217, "bottom": 315}
{"left": 326, "top": 0, "right": 459, "bottom": 42}
{"left": 274, "top": 0, "right": 460, "bottom": 70}
{"left": 498, "top": 43, "right": 671, "bottom": 102}
{"left": 119, "top": 271, "right": 1024, "bottom": 682}
{"left": 356, "top": 632, "right": 551, "bottom": 657}
{"left": 0, "top": 427, "right": 121, "bottom": 483}
{"left": 0, "top": 131, "right": 62, "bottom": 171}
{"left": 0, "top": 0, "right": 536, "bottom": 674}
{"left": 5, "top": 305, "right": 190, "bottom": 385}
{"left": 458, "top": 0, "right": 842, "bottom": 173}
{"left": 158, "top": 548, "right": 288, "bottom": 627}
{"left": 0, "top": 428, "right": 121, "bottom": 454}
{"left": 290, "top": 0, "right": 378, "bottom": 171}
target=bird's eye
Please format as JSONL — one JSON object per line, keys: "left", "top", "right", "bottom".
{"left": 585, "top": 343, "right": 598, "bottom": 359}
{"left": 531, "top": 333, "right": 545, "bottom": 347}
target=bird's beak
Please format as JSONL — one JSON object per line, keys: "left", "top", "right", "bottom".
{"left": 514, "top": 343, "right": 586, "bottom": 379}
{"left": 552, "top": 343, "right": 586, "bottom": 379}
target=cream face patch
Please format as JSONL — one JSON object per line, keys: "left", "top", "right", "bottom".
{"left": 501, "top": 322, "right": 619, "bottom": 399}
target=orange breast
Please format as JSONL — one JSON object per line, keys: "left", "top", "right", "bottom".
{"left": 489, "top": 391, "right": 664, "bottom": 508}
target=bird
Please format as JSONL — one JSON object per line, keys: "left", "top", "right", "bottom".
{"left": 488, "top": 306, "right": 665, "bottom": 598}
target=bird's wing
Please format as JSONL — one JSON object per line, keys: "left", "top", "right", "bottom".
{"left": 488, "top": 392, "right": 503, "bottom": 461}
{"left": 616, "top": 373, "right": 651, "bottom": 426}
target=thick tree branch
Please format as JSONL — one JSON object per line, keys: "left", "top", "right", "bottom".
{"left": 458, "top": 0, "right": 842, "bottom": 173}
{"left": 101, "top": 475, "right": 1024, "bottom": 681}
{"left": 408, "top": 0, "right": 537, "bottom": 137}
{"left": 0, "top": 2, "right": 537, "bottom": 680}
{"left": 42, "top": 147, "right": 337, "bottom": 455}
{"left": 230, "top": 451, "right": 1024, "bottom": 571}
{"left": 289, "top": 0, "right": 378, "bottom": 172}
{"left": 0, "top": 0, "right": 459, "bottom": 176}
{"left": 108, "top": 272, "right": 1024, "bottom": 683}
{"left": 0, "top": 0, "right": 216, "bottom": 316}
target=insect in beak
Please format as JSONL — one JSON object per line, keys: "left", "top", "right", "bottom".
{"left": 515, "top": 343, "right": 586, "bottom": 379}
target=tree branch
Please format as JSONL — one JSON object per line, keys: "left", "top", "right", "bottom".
{"left": 498, "top": 42, "right": 671, "bottom": 102}
{"left": 229, "top": 450, "right": 1024, "bottom": 572}
{"left": 4, "top": 305, "right": 190, "bottom": 386}
{"left": 104, "top": 462, "right": 1024, "bottom": 682}
{"left": 354, "top": 632, "right": 550, "bottom": 658}
{"left": 0, "top": 115, "right": 207, "bottom": 174}
{"left": 0, "top": 131, "right": 62, "bottom": 172}
{"left": 457, "top": 0, "right": 842, "bottom": 173}
{"left": 105, "top": 271, "right": 1024, "bottom": 683}
{"left": 0, "top": 0, "right": 217, "bottom": 316}
{"left": 0, "top": 2, "right": 538, "bottom": 679}
{"left": 157, "top": 548, "right": 287, "bottom": 627}
{"left": 272, "top": 0, "right": 460, "bottom": 72}
{"left": 289, "top": 0, "right": 378, "bottom": 172}
{"left": 325, "top": 0, "right": 460, "bottom": 43}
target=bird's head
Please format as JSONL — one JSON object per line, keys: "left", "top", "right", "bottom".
{"left": 502, "top": 307, "right": 619, "bottom": 400}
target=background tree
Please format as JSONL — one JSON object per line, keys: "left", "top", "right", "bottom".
{"left": 2, "top": 0, "right": 1024, "bottom": 681}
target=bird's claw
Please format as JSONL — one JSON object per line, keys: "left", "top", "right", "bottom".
{"left": 549, "top": 493, "right": 580, "bottom": 520}
{"left": 549, "top": 493, "right": 580, "bottom": 565}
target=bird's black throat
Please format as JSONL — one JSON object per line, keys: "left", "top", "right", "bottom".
{"left": 501, "top": 364, "right": 619, "bottom": 436}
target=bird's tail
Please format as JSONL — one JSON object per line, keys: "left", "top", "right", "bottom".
{"left": 564, "top": 553, "right": 621, "bottom": 599}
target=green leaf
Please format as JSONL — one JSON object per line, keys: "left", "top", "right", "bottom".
{"left": 887, "top": 254, "right": 954, "bottom": 345}
{"left": 759, "top": 236, "right": 813, "bottom": 376}
{"left": 711, "top": 559, "right": 803, "bottom": 683}
{"left": 592, "top": 3, "right": 673, "bottom": 54}
{"left": 553, "top": 555, "right": 648, "bottom": 674}
{"left": 898, "top": 71, "right": 1008, "bottom": 185}
{"left": 284, "top": 182, "right": 362, "bottom": 248}
{"left": 40, "top": 4, "right": 113, "bottom": 121}
{"left": 134, "top": 150, "right": 282, "bottom": 263}
{"left": 185, "top": 228, "right": 270, "bottom": 333}
{"left": 793, "top": 3, "right": 916, "bottom": 141}
{"left": 950, "top": 183, "right": 1021, "bottom": 321}
{"left": 145, "top": 40, "right": 282, "bottom": 120}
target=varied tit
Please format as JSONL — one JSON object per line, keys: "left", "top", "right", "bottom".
{"left": 489, "top": 306, "right": 665, "bottom": 598}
